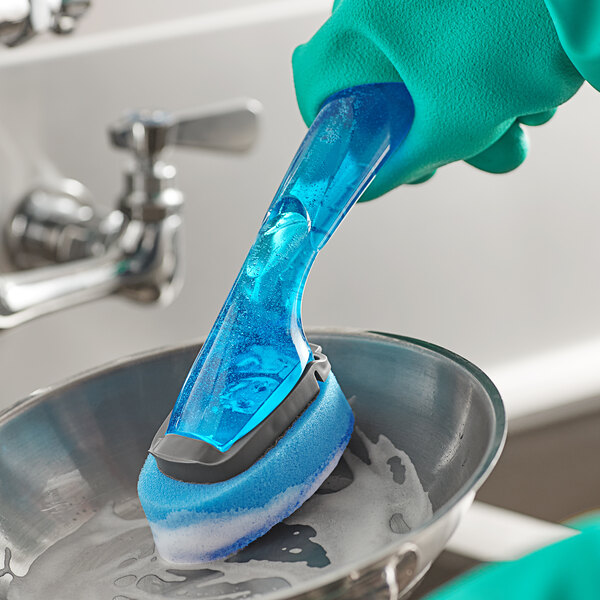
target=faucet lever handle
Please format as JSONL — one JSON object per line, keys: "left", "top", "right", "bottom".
{"left": 174, "top": 98, "right": 262, "bottom": 153}
{"left": 108, "top": 98, "right": 262, "bottom": 163}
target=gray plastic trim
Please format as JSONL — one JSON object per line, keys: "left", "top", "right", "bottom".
{"left": 149, "top": 344, "right": 331, "bottom": 483}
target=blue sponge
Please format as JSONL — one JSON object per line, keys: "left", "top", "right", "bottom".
{"left": 138, "top": 373, "right": 353, "bottom": 563}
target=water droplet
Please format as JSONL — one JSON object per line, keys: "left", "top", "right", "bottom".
{"left": 118, "top": 558, "right": 137, "bottom": 569}
{"left": 114, "top": 574, "right": 136, "bottom": 587}
{"left": 389, "top": 513, "right": 410, "bottom": 534}
{"left": 136, "top": 569, "right": 222, "bottom": 594}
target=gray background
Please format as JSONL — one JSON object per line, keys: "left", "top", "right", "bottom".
{"left": 0, "top": 0, "right": 599, "bottom": 406}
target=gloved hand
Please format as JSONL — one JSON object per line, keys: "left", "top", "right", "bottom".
{"left": 423, "top": 517, "right": 600, "bottom": 600}
{"left": 292, "top": 0, "right": 584, "bottom": 199}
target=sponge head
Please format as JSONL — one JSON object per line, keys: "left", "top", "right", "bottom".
{"left": 138, "top": 372, "right": 354, "bottom": 563}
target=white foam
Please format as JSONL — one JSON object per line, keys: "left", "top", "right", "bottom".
{"left": 287, "top": 430, "right": 432, "bottom": 565}
{"left": 7, "top": 431, "right": 433, "bottom": 600}
{"left": 152, "top": 445, "right": 344, "bottom": 563}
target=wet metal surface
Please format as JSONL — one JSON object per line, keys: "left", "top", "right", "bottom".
{"left": 0, "top": 330, "right": 505, "bottom": 599}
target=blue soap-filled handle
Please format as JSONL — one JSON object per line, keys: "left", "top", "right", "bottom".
{"left": 168, "top": 83, "right": 415, "bottom": 452}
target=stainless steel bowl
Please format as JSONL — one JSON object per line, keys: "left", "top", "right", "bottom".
{"left": 0, "top": 329, "right": 505, "bottom": 600}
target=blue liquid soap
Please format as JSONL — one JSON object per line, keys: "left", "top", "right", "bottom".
{"left": 167, "top": 83, "right": 414, "bottom": 452}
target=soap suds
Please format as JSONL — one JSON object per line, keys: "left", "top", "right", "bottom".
{"left": 150, "top": 442, "right": 346, "bottom": 563}
{"left": 6, "top": 430, "right": 432, "bottom": 600}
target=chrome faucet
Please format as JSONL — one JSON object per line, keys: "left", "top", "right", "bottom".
{"left": 0, "top": 99, "right": 262, "bottom": 328}
{"left": 0, "top": 0, "right": 90, "bottom": 46}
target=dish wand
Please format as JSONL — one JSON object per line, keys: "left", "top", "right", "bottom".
{"left": 138, "top": 82, "right": 415, "bottom": 563}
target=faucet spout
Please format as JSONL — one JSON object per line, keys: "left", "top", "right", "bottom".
{"left": 0, "top": 252, "right": 123, "bottom": 329}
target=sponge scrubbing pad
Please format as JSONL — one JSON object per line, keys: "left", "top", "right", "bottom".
{"left": 138, "top": 372, "right": 354, "bottom": 563}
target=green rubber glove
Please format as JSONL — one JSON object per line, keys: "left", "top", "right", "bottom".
{"left": 292, "top": 0, "right": 584, "bottom": 199}
{"left": 423, "top": 517, "right": 600, "bottom": 600}
{"left": 545, "top": 0, "right": 600, "bottom": 92}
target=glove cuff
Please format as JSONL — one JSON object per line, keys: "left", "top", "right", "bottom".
{"left": 543, "top": 0, "right": 600, "bottom": 91}
{"left": 292, "top": 25, "right": 402, "bottom": 126}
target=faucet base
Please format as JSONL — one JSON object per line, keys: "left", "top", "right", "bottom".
{"left": 0, "top": 98, "right": 261, "bottom": 328}
{"left": 5, "top": 178, "right": 124, "bottom": 270}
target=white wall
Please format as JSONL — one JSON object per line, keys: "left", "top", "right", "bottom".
{"left": 1, "top": 0, "right": 599, "bottom": 409}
